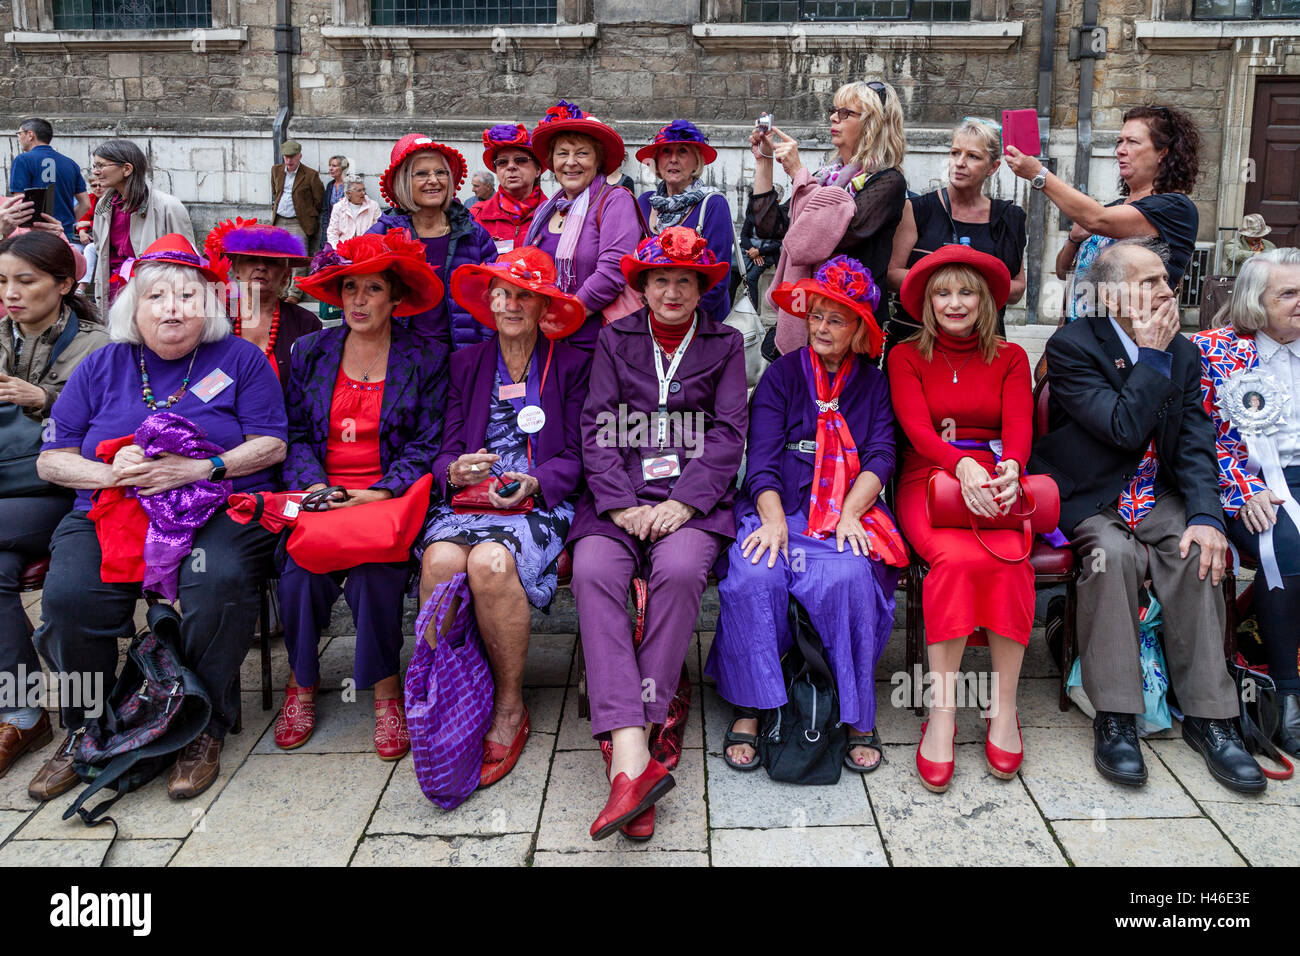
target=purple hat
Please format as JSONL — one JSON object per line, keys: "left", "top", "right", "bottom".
{"left": 206, "top": 218, "right": 310, "bottom": 266}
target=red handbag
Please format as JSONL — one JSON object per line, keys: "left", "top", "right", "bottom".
{"left": 281, "top": 473, "right": 434, "bottom": 574}
{"left": 925, "top": 470, "right": 1061, "bottom": 563}
{"left": 450, "top": 476, "right": 534, "bottom": 516}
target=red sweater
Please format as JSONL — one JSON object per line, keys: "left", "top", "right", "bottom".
{"left": 887, "top": 329, "right": 1033, "bottom": 473}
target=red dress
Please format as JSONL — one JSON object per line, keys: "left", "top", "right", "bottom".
{"left": 324, "top": 367, "right": 384, "bottom": 488}
{"left": 888, "top": 328, "right": 1035, "bottom": 646}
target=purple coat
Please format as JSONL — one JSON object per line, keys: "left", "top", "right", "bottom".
{"left": 570, "top": 307, "right": 748, "bottom": 548}
{"left": 525, "top": 179, "right": 643, "bottom": 352}
{"left": 637, "top": 190, "right": 736, "bottom": 322}
{"left": 432, "top": 335, "right": 592, "bottom": 507}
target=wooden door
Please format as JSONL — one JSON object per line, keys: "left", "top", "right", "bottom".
{"left": 1246, "top": 77, "right": 1300, "bottom": 248}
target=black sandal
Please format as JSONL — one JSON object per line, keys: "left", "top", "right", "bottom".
{"left": 723, "top": 706, "right": 762, "bottom": 772}
{"left": 844, "top": 729, "right": 884, "bottom": 774}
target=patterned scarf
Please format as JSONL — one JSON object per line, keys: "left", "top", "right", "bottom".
{"left": 1066, "top": 234, "right": 1114, "bottom": 322}
{"left": 495, "top": 184, "right": 546, "bottom": 227}
{"left": 804, "top": 348, "right": 859, "bottom": 539}
{"left": 648, "top": 181, "right": 709, "bottom": 230}
{"left": 814, "top": 160, "right": 868, "bottom": 197}
{"left": 1117, "top": 441, "right": 1160, "bottom": 529}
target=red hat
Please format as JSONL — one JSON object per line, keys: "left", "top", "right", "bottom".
{"left": 899, "top": 244, "right": 1011, "bottom": 323}
{"left": 481, "top": 123, "right": 540, "bottom": 170}
{"left": 771, "top": 255, "right": 884, "bottom": 358}
{"left": 451, "top": 246, "right": 586, "bottom": 340}
{"left": 619, "top": 226, "right": 730, "bottom": 293}
{"left": 295, "top": 229, "right": 445, "bottom": 317}
{"left": 379, "top": 134, "right": 468, "bottom": 209}
{"left": 116, "top": 233, "right": 226, "bottom": 286}
{"left": 635, "top": 120, "right": 718, "bottom": 167}
{"left": 530, "top": 101, "right": 626, "bottom": 176}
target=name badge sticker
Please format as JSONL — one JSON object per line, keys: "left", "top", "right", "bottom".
{"left": 499, "top": 382, "right": 527, "bottom": 401}
{"left": 641, "top": 453, "right": 681, "bottom": 481}
{"left": 192, "top": 368, "right": 234, "bottom": 403}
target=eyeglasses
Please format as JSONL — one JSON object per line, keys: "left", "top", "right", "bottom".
{"left": 808, "top": 312, "right": 851, "bottom": 331}
{"left": 90, "top": 162, "right": 121, "bottom": 173}
{"left": 493, "top": 156, "right": 530, "bottom": 169}
{"left": 411, "top": 169, "right": 451, "bottom": 182}
{"left": 829, "top": 108, "right": 862, "bottom": 122}
{"left": 866, "top": 80, "right": 888, "bottom": 105}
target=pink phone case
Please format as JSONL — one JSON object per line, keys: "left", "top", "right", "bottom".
{"left": 1001, "top": 109, "right": 1041, "bottom": 157}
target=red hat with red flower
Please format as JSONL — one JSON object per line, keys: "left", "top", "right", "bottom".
{"left": 295, "top": 229, "right": 445, "bottom": 317}
{"left": 771, "top": 255, "right": 885, "bottom": 358}
{"left": 899, "top": 244, "right": 1010, "bottom": 322}
{"left": 530, "top": 101, "right": 626, "bottom": 176}
{"left": 451, "top": 246, "right": 586, "bottom": 340}
{"left": 619, "top": 226, "right": 730, "bottom": 293}
{"left": 481, "top": 123, "right": 540, "bottom": 170}
{"left": 379, "top": 134, "right": 468, "bottom": 210}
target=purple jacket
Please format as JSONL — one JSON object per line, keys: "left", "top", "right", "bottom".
{"left": 282, "top": 322, "right": 449, "bottom": 496}
{"left": 525, "top": 179, "right": 643, "bottom": 352}
{"left": 742, "top": 348, "right": 896, "bottom": 518}
{"left": 367, "top": 200, "right": 498, "bottom": 352}
{"left": 637, "top": 190, "right": 735, "bottom": 323}
{"left": 433, "top": 335, "right": 592, "bottom": 508}
{"left": 570, "top": 307, "right": 748, "bottom": 547}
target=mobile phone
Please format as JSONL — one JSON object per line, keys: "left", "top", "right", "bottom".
{"left": 756, "top": 112, "right": 773, "bottom": 133}
{"left": 1001, "top": 109, "right": 1041, "bottom": 157}
{"left": 497, "top": 478, "right": 521, "bottom": 498}
{"left": 20, "top": 187, "right": 49, "bottom": 226}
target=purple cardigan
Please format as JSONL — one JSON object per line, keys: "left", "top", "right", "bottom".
{"left": 637, "top": 190, "right": 735, "bottom": 322}
{"left": 570, "top": 307, "right": 748, "bottom": 547}
{"left": 525, "top": 179, "right": 643, "bottom": 352}
{"left": 432, "top": 335, "right": 591, "bottom": 508}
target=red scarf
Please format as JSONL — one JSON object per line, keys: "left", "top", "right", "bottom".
{"left": 495, "top": 185, "right": 546, "bottom": 226}
{"left": 805, "top": 348, "right": 859, "bottom": 539}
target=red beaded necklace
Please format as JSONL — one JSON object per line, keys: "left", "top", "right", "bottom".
{"left": 234, "top": 300, "right": 280, "bottom": 364}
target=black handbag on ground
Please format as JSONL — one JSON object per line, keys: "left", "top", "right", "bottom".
{"left": 759, "top": 598, "right": 846, "bottom": 785}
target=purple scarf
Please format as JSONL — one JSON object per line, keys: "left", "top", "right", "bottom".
{"left": 134, "top": 412, "right": 233, "bottom": 601}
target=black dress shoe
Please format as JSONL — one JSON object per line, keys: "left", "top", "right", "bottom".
{"left": 1182, "top": 716, "right": 1267, "bottom": 794}
{"left": 1093, "top": 711, "right": 1147, "bottom": 786}
{"left": 1273, "top": 693, "right": 1300, "bottom": 759}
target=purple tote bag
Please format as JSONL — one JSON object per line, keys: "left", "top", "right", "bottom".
{"left": 405, "top": 573, "right": 495, "bottom": 810}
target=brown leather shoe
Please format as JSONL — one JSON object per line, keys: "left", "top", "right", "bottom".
{"left": 0, "top": 712, "right": 53, "bottom": 781}
{"left": 167, "top": 733, "right": 221, "bottom": 800}
{"left": 28, "top": 728, "right": 82, "bottom": 801}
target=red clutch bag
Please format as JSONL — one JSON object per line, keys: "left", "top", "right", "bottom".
{"left": 283, "top": 474, "right": 434, "bottom": 574}
{"left": 925, "top": 470, "right": 1060, "bottom": 562}
{"left": 450, "top": 476, "right": 534, "bottom": 516}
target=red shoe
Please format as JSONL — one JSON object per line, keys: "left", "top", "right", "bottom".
{"left": 273, "top": 683, "right": 318, "bottom": 750}
{"left": 650, "top": 665, "right": 691, "bottom": 771}
{"left": 985, "top": 712, "right": 1023, "bottom": 779}
{"left": 621, "top": 804, "right": 655, "bottom": 841}
{"left": 916, "top": 720, "right": 956, "bottom": 793}
{"left": 373, "top": 698, "right": 409, "bottom": 761}
{"left": 590, "top": 759, "right": 675, "bottom": 841}
{"left": 480, "top": 709, "right": 530, "bottom": 788}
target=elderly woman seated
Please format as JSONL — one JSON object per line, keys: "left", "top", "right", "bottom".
{"left": 706, "top": 256, "right": 902, "bottom": 774}
{"left": 417, "top": 246, "right": 589, "bottom": 787}
{"left": 274, "top": 231, "right": 449, "bottom": 761}
{"left": 1193, "top": 247, "right": 1300, "bottom": 757}
{"left": 30, "top": 234, "right": 288, "bottom": 801}
{"left": 571, "top": 226, "right": 747, "bottom": 842}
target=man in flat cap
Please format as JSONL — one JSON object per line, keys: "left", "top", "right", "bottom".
{"left": 271, "top": 140, "right": 324, "bottom": 301}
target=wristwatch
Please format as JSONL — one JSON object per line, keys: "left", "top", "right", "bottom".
{"left": 208, "top": 455, "right": 227, "bottom": 482}
{"left": 1030, "top": 169, "right": 1048, "bottom": 190}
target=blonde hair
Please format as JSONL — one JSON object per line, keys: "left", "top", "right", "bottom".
{"left": 833, "top": 81, "right": 906, "bottom": 174}
{"left": 391, "top": 152, "right": 453, "bottom": 214}
{"left": 912, "top": 264, "right": 1002, "bottom": 363}
{"left": 951, "top": 119, "right": 1002, "bottom": 165}
{"left": 651, "top": 145, "right": 706, "bottom": 182}
{"left": 108, "top": 262, "right": 229, "bottom": 346}
{"left": 806, "top": 293, "right": 877, "bottom": 355}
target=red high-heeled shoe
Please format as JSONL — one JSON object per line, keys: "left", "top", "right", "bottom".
{"left": 916, "top": 719, "right": 956, "bottom": 793}
{"left": 590, "top": 758, "right": 674, "bottom": 841}
{"left": 985, "top": 712, "right": 1023, "bottom": 779}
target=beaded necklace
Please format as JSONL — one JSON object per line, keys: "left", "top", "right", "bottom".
{"left": 139, "top": 346, "right": 199, "bottom": 410}
{"left": 234, "top": 300, "right": 281, "bottom": 364}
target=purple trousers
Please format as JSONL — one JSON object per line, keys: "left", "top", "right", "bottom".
{"left": 571, "top": 529, "right": 719, "bottom": 737}
{"left": 278, "top": 555, "right": 408, "bottom": 689}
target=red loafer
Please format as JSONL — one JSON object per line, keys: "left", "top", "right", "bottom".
{"left": 916, "top": 720, "right": 956, "bottom": 793}
{"left": 621, "top": 804, "right": 655, "bottom": 842}
{"left": 480, "top": 709, "right": 530, "bottom": 788}
{"left": 373, "top": 698, "right": 410, "bottom": 761}
{"left": 590, "top": 759, "right": 675, "bottom": 841}
{"left": 985, "top": 712, "right": 1024, "bottom": 779}
{"left": 273, "top": 683, "right": 319, "bottom": 750}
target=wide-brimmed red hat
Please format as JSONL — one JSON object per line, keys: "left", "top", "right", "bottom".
{"left": 481, "top": 123, "right": 540, "bottom": 170}
{"left": 771, "top": 255, "right": 884, "bottom": 358}
{"left": 619, "top": 226, "right": 730, "bottom": 293}
{"left": 530, "top": 101, "right": 625, "bottom": 175}
{"left": 116, "top": 233, "right": 226, "bottom": 286}
{"left": 899, "top": 244, "right": 1011, "bottom": 322}
{"left": 204, "top": 217, "right": 310, "bottom": 267}
{"left": 379, "top": 134, "right": 468, "bottom": 209}
{"left": 635, "top": 120, "right": 718, "bottom": 167}
{"left": 296, "top": 229, "right": 445, "bottom": 317}
{"left": 451, "top": 246, "right": 586, "bottom": 340}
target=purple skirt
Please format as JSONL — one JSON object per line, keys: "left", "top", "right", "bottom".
{"left": 704, "top": 511, "right": 898, "bottom": 731}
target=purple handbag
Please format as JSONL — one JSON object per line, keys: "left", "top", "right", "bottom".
{"left": 405, "top": 572, "right": 495, "bottom": 810}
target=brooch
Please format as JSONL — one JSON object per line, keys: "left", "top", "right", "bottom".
{"left": 1218, "top": 367, "right": 1289, "bottom": 438}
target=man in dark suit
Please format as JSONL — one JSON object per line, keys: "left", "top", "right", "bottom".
{"left": 1031, "top": 237, "right": 1264, "bottom": 794}
{"left": 271, "top": 140, "right": 324, "bottom": 302}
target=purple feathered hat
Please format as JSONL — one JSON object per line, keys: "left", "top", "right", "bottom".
{"left": 205, "top": 218, "right": 310, "bottom": 266}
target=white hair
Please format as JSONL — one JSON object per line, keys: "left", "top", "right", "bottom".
{"left": 1223, "top": 247, "right": 1300, "bottom": 333}
{"left": 107, "top": 262, "right": 230, "bottom": 345}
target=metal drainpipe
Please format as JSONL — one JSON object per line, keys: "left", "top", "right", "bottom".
{"left": 1025, "top": 0, "right": 1058, "bottom": 325}
{"left": 272, "top": 0, "right": 298, "bottom": 162}
{"left": 1072, "top": 0, "right": 1100, "bottom": 223}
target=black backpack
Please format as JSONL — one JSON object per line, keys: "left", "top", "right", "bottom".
{"left": 759, "top": 598, "right": 847, "bottom": 785}
{"left": 62, "top": 601, "right": 212, "bottom": 827}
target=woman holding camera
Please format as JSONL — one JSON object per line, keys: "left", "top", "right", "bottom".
{"left": 751, "top": 81, "right": 908, "bottom": 356}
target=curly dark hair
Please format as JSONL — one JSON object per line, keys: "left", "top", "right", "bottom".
{"left": 1119, "top": 105, "right": 1201, "bottom": 196}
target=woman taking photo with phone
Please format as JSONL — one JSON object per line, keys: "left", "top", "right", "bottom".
{"left": 750, "top": 80, "right": 908, "bottom": 357}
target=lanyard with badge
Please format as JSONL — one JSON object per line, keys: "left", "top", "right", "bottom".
{"left": 497, "top": 337, "right": 554, "bottom": 469}
{"left": 644, "top": 314, "right": 696, "bottom": 481}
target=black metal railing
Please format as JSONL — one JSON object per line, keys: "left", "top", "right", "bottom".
{"left": 744, "top": 0, "right": 970, "bottom": 21}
